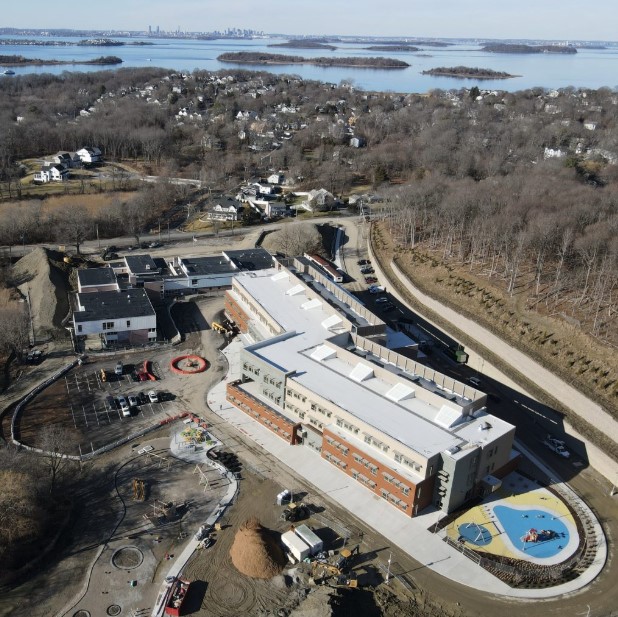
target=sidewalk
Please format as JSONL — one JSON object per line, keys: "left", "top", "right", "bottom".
{"left": 205, "top": 338, "right": 606, "bottom": 600}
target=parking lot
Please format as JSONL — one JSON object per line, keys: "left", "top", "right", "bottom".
{"left": 19, "top": 358, "right": 178, "bottom": 456}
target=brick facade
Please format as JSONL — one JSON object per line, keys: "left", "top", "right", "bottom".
{"left": 224, "top": 293, "right": 250, "bottom": 333}
{"left": 321, "top": 427, "right": 435, "bottom": 517}
{"left": 226, "top": 381, "right": 300, "bottom": 445}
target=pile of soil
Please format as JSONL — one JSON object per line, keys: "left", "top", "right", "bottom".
{"left": 229, "top": 517, "right": 286, "bottom": 579}
{"left": 12, "top": 248, "right": 70, "bottom": 339}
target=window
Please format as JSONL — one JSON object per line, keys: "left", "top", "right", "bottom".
{"left": 126, "top": 320, "right": 131, "bottom": 327}
{"left": 77, "top": 325, "right": 82, "bottom": 333}
{"left": 102, "top": 321, "right": 114, "bottom": 330}
{"left": 191, "top": 279, "right": 198, "bottom": 285}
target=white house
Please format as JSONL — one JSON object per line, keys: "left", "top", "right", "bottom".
{"left": 33, "top": 163, "right": 69, "bottom": 183}
{"left": 584, "top": 121, "right": 598, "bottom": 131}
{"left": 76, "top": 147, "right": 103, "bottom": 164}
{"left": 73, "top": 288, "right": 157, "bottom": 347}
{"left": 206, "top": 198, "right": 244, "bottom": 222}
{"left": 267, "top": 173, "right": 284, "bottom": 185}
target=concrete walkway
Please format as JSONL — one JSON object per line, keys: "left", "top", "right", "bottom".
{"left": 150, "top": 427, "right": 239, "bottom": 617}
{"left": 205, "top": 338, "right": 606, "bottom": 600}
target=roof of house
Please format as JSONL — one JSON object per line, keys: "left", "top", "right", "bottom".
{"left": 77, "top": 267, "right": 117, "bottom": 288}
{"left": 74, "top": 289, "right": 155, "bottom": 323}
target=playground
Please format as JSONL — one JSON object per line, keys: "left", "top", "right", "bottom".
{"left": 445, "top": 472, "right": 579, "bottom": 566}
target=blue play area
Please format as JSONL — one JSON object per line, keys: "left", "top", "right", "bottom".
{"left": 494, "top": 506, "right": 570, "bottom": 558}
{"left": 457, "top": 523, "right": 492, "bottom": 546}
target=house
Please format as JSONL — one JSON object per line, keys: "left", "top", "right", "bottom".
{"left": 267, "top": 173, "right": 284, "bottom": 185}
{"left": 73, "top": 288, "right": 157, "bottom": 348}
{"left": 264, "top": 201, "right": 287, "bottom": 218}
{"left": 349, "top": 136, "right": 366, "bottom": 148}
{"left": 76, "top": 146, "right": 103, "bottom": 164}
{"left": 52, "top": 151, "right": 82, "bottom": 169}
{"left": 583, "top": 121, "right": 597, "bottom": 131}
{"left": 305, "top": 188, "right": 336, "bottom": 212}
{"left": 206, "top": 197, "right": 244, "bottom": 222}
{"left": 33, "top": 163, "right": 69, "bottom": 183}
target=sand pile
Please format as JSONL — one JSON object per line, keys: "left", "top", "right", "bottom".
{"left": 12, "top": 248, "right": 70, "bottom": 339}
{"left": 229, "top": 517, "right": 286, "bottom": 579}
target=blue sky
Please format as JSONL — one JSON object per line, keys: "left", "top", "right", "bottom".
{"left": 5, "top": 1, "right": 618, "bottom": 41}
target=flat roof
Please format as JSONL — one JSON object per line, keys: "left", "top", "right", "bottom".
{"left": 224, "top": 248, "right": 274, "bottom": 271}
{"left": 124, "top": 254, "right": 158, "bottom": 274}
{"left": 179, "top": 256, "right": 236, "bottom": 276}
{"left": 77, "top": 267, "right": 117, "bottom": 288}
{"left": 74, "top": 289, "right": 155, "bottom": 323}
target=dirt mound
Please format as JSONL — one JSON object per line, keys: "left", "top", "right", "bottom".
{"left": 12, "top": 248, "right": 70, "bottom": 339}
{"left": 229, "top": 517, "right": 286, "bottom": 579}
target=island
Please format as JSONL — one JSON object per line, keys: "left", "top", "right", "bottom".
{"left": 268, "top": 40, "right": 337, "bottom": 51}
{"left": 422, "top": 66, "right": 516, "bottom": 79}
{"left": 217, "top": 52, "right": 409, "bottom": 68}
{"left": 0, "top": 54, "right": 123, "bottom": 66}
{"left": 365, "top": 45, "right": 419, "bottom": 52}
{"left": 482, "top": 43, "right": 577, "bottom": 54}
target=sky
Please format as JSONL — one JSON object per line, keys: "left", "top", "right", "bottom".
{"left": 4, "top": 0, "right": 618, "bottom": 42}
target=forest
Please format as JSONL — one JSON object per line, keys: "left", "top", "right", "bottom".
{"left": 0, "top": 67, "right": 615, "bottom": 354}
{"left": 217, "top": 52, "right": 410, "bottom": 67}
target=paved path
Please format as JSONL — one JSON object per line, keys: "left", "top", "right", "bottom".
{"left": 360, "top": 232, "right": 618, "bottom": 484}
{"left": 205, "top": 339, "right": 605, "bottom": 600}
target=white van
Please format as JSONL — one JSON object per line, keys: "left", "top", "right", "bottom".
{"left": 117, "top": 396, "right": 131, "bottom": 417}
{"left": 115, "top": 361, "right": 123, "bottom": 376}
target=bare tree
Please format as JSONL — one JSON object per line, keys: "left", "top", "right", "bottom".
{"left": 38, "top": 425, "right": 75, "bottom": 494}
{"left": 267, "top": 222, "right": 322, "bottom": 257}
{"left": 54, "top": 208, "right": 93, "bottom": 255}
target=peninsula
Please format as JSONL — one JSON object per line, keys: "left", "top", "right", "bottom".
{"left": 365, "top": 45, "right": 419, "bottom": 52}
{"left": 217, "top": 52, "right": 409, "bottom": 68}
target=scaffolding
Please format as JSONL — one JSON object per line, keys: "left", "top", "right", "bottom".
{"left": 193, "top": 464, "right": 210, "bottom": 492}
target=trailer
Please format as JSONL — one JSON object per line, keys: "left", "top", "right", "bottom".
{"left": 293, "top": 524, "right": 324, "bottom": 555}
{"left": 281, "top": 529, "right": 311, "bottom": 562}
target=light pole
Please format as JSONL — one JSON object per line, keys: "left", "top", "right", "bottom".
{"left": 385, "top": 552, "right": 392, "bottom": 585}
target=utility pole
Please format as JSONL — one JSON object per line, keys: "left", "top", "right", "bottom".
{"left": 167, "top": 222, "right": 170, "bottom": 241}
{"left": 27, "top": 288, "right": 35, "bottom": 345}
{"left": 96, "top": 224, "right": 100, "bottom": 249}
{"left": 385, "top": 552, "right": 392, "bottom": 585}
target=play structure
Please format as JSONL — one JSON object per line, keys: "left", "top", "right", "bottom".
{"left": 170, "top": 354, "right": 208, "bottom": 374}
{"left": 520, "top": 528, "right": 558, "bottom": 544}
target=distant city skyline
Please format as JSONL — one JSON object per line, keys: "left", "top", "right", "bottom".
{"left": 4, "top": 1, "right": 618, "bottom": 42}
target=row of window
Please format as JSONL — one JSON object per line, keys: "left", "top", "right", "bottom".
{"left": 285, "top": 402, "right": 306, "bottom": 419}
{"left": 351, "top": 469, "right": 377, "bottom": 489}
{"left": 310, "top": 402, "right": 332, "bottom": 418}
{"left": 242, "top": 362, "right": 261, "bottom": 376}
{"left": 286, "top": 388, "right": 307, "bottom": 403}
{"left": 324, "top": 451, "right": 347, "bottom": 469}
{"left": 382, "top": 472, "right": 411, "bottom": 495}
{"left": 325, "top": 436, "right": 349, "bottom": 456}
{"left": 380, "top": 489, "right": 408, "bottom": 510}
{"left": 336, "top": 417, "right": 360, "bottom": 435}
{"left": 364, "top": 433, "right": 389, "bottom": 453}
{"left": 352, "top": 453, "right": 378, "bottom": 475}
{"left": 394, "top": 452, "right": 423, "bottom": 473}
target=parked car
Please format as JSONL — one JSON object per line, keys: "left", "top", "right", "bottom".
{"left": 148, "top": 390, "right": 159, "bottom": 404}
{"left": 357, "top": 259, "right": 371, "bottom": 265}
{"left": 103, "top": 252, "right": 119, "bottom": 261}
{"left": 149, "top": 241, "right": 162, "bottom": 248}
{"left": 117, "top": 396, "right": 130, "bottom": 417}
{"left": 128, "top": 395, "right": 138, "bottom": 408}
{"left": 543, "top": 438, "right": 570, "bottom": 458}
{"left": 365, "top": 277, "right": 377, "bottom": 284}
{"left": 360, "top": 267, "right": 375, "bottom": 274}
{"left": 369, "top": 286, "right": 385, "bottom": 294}
{"left": 467, "top": 376, "right": 482, "bottom": 387}
{"left": 380, "top": 303, "right": 396, "bottom": 313}
{"left": 375, "top": 297, "right": 389, "bottom": 303}
{"left": 137, "top": 391, "right": 149, "bottom": 405}
{"left": 115, "top": 361, "right": 123, "bottom": 376}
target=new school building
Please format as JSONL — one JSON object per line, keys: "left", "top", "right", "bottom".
{"left": 224, "top": 258, "right": 518, "bottom": 517}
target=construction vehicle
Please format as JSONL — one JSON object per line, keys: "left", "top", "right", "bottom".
{"left": 281, "top": 501, "right": 309, "bottom": 522}
{"left": 212, "top": 321, "right": 235, "bottom": 336}
{"left": 311, "top": 557, "right": 358, "bottom": 587}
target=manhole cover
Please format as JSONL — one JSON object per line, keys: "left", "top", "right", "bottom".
{"left": 111, "top": 546, "right": 144, "bottom": 570}
{"left": 73, "top": 611, "right": 91, "bottom": 617}
{"left": 107, "top": 606, "right": 122, "bottom": 616}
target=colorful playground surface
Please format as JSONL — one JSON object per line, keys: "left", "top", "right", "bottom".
{"left": 445, "top": 472, "right": 579, "bottom": 565}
